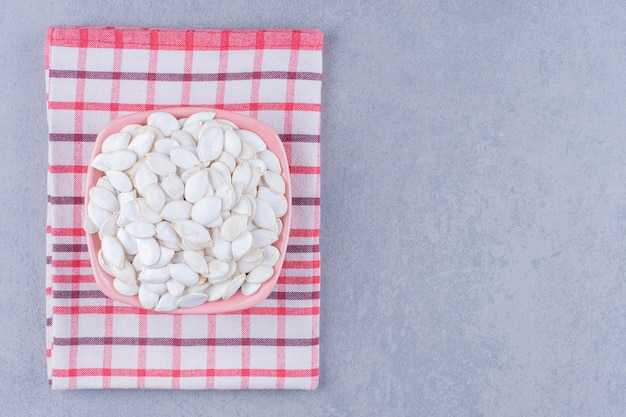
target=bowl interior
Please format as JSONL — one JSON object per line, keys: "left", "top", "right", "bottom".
{"left": 85, "top": 107, "right": 291, "bottom": 314}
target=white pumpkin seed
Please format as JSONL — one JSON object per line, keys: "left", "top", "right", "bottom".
{"left": 139, "top": 125, "right": 164, "bottom": 140}
{"left": 127, "top": 132, "right": 154, "bottom": 159}
{"left": 198, "top": 126, "right": 224, "bottom": 163}
{"left": 116, "top": 214, "right": 131, "bottom": 228}
{"left": 160, "top": 173, "right": 185, "bottom": 200}
{"left": 241, "top": 247, "right": 263, "bottom": 263}
{"left": 144, "top": 183, "right": 166, "bottom": 212}
{"left": 179, "top": 237, "right": 208, "bottom": 251}
{"left": 110, "top": 260, "right": 136, "bottom": 285}
{"left": 238, "top": 142, "right": 256, "bottom": 161}
{"left": 177, "top": 293, "right": 209, "bottom": 308}
{"left": 237, "top": 258, "right": 262, "bottom": 274}
{"left": 216, "top": 150, "right": 236, "bottom": 173}
{"left": 233, "top": 181, "right": 244, "bottom": 204}
{"left": 251, "top": 228, "right": 279, "bottom": 247}
{"left": 137, "top": 198, "right": 163, "bottom": 224}
{"left": 182, "top": 120, "right": 202, "bottom": 141}
{"left": 241, "top": 281, "right": 262, "bottom": 296}
{"left": 222, "top": 118, "right": 241, "bottom": 129}
{"left": 210, "top": 229, "right": 232, "bottom": 261}
{"left": 146, "top": 152, "right": 177, "bottom": 175}
{"left": 184, "top": 111, "right": 216, "bottom": 126}
{"left": 120, "top": 199, "right": 141, "bottom": 223}
{"left": 106, "top": 150, "right": 138, "bottom": 171}
{"left": 172, "top": 251, "right": 186, "bottom": 264}
{"left": 116, "top": 227, "right": 138, "bottom": 255}
{"left": 154, "top": 292, "right": 179, "bottom": 312}
{"left": 186, "top": 281, "right": 210, "bottom": 294}
{"left": 223, "top": 273, "right": 246, "bottom": 300}
{"left": 139, "top": 266, "right": 170, "bottom": 283}
{"left": 196, "top": 118, "right": 218, "bottom": 133}
{"left": 246, "top": 265, "right": 274, "bottom": 284}
{"left": 215, "top": 182, "right": 236, "bottom": 210}
{"left": 258, "top": 187, "right": 288, "bottom": 217}
{"left": 153, "top": 138, "right": 179, "bottom": 154}
{"left": 184, "top": 169, "right": 210, "bottom": 203}
{"left": 263, "top": 171, "right": 286, "bottom": 195}
{"left": 161, "top": 200, "right": 192, "bottom": 222}
{"left": 173, "top": 130, "right": 197, "bottom": 146}
{"left": 232, "top": 231, "right": 253, "bottom": 260}
{"left": 125, "top": 221, "right": 156, "bottom": 238}
{"left": 101, "top": 235, "right": 125, "bottom": 269}
{"left": 231, "top": 161, "right": 251, "bottom": 189}
{"left": 136, "top": 237, "right": 160, "bottom": 267}
{"left": 258, "top": 150, "right": 281, "bottom": 173}
{"left": 117, "top": 190, "right": 137, "bottom": 208}
{"left": 207, "top": 259, "right": 230, "bottom": 282}
{"left": 183, "top": 250, "right": 209, "bottom": 275}
{"left": 162, "top": 240, "right": 181, "bottom": 251}
{"left": 244, "top": 166, "right": 263, "bottom": 194}
{"left": 83, "top": 215, "right": 99, "bottom": 234}
{"left": 120, "top": 123, "right": 143, "bottom": 137}
{"left": 231, "top": 194, "right": 252, "bottom": 216}
{"left": 253, "top": 198, "right": 277, "bottom": 230}
{"left": 169, "top": 263, "right": 199, "bottom": 286}
{"left": 260, "top": 245, "right": 280, "bottom": 266}
{"left": 155, "top": 221, "right": 179, "bottom": 244}
{"left": 167, "top": 278, "right": 186, "bottom": 296}
{"left": 97, "top": 214, "right": 119, "bottom": 239}
{"left": 245, "top": 160, "right": 267, "bottom": 192}
{"left": 147, "top": 111, "right": 180, "bottom": 136}
{"left": 171, "top": 219, "right": 211, "bottom": 245}
{"left": 106, "top": 170, "right": 133, "bottom": 192}
{"left": 237, "top": 129, "right": 267, "bottom": 152}
{"left": 89, "top": 186, "right": 119, "bottom": 211}
{"left": 102, "top": 132, "right": 131, "bottom": 153}
{"left": 132, "top": 163, "right": 159, "bottom": 196}
{"left": 205, "top": 216, "right": 224, "bottom": 229}
{"left": 206, "top": 280, "right": 229, "bottom": 301}
{"left": 98, "top": 249, "right": 116, "bottom": 276}
{"left": 138, "top": 282, "right": 160, "bottom": 309}
{"left": 145, "top": 282, "right": 168, "bottom": 294}
{"left": 180, "top": 166, "right": 200, "bottom": 184}
{"left": 170, "top": 147, "right": 200, "bottom": 169}
{"left": 132, "top": 254, "right": 144, "bottom": 271}
{"left": 113, "top": 278, "right": 139, "bottom": 296}
{"left": 223, "top": 128, "right": 242, "bottom": 158}
{"left": 211, "top": 161, "right": 232, "bottom": 184}
{"left": 207, "top": 167, "right": 225, "bottom": 190}
{"left": 90, "top": 153, "right": 109, "bottom": 172}
{"left": 220, "top": 214, "right": 248, "bottom": 241}
{"left": 96, "top": 176, "right": 116, "bottom": 193}
{"left": 151, "top": 246, "right": 175, "bottom": 268}
{"left": 191, "top": 196, "right": 222, "bottom": 226}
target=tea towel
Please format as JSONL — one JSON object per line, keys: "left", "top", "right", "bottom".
{"left": 45, "top": 26, "right": 322, "bottom": 389}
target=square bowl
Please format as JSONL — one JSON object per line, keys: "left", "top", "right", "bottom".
{"left": 84, "top": 107, "right": 291, "bottom": 314}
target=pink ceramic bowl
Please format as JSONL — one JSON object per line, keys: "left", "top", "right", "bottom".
{"left": 84, "top": 107, "right": 291, "bottom": 314}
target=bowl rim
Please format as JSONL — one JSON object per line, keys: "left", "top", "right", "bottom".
{"left": 85, "top": 106, "right": 291, "bottom": 314}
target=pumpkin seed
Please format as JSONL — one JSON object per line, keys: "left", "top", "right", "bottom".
{"left": 176, "top": 292, "right": 209, "bottom": 308}
{"left": 102, "top": 132, "right": 131, "bottom": 153}
{"left": 127, "top": 132, "right": 155, "bottom": 158}
{"left": 147, "top": 111, "right": 179, "bottom": 136}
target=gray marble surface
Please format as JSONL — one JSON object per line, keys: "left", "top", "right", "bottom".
{"left": 3, "top": 1, "right": 626, "bottom": 415}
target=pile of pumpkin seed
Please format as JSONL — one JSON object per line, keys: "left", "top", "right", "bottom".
{"left": 83, "top": 111, "right": 287, "bottom": 311}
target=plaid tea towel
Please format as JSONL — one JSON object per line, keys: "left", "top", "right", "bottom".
{"left": 45, "top": 27, "right": 322, "bottom": 389}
